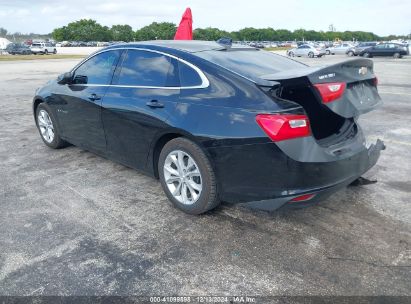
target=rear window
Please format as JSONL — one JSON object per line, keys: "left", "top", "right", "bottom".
{"left": 32, "top": 43, "right": 41, "bottom": 47}
{"left": 195, "top": 49, "right": 305, "bottom": 82}
{"left": 178, "top": 61, "right": 202, "bottom": 87}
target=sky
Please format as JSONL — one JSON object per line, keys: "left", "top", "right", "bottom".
{"left": 0, "top": 0, "right": 410, "bottom": 36}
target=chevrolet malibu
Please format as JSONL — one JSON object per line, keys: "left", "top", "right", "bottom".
{"left": 33, "top": 41, "right": 385, "bottom": 214}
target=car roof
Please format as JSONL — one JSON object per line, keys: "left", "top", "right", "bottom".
{"left": 107, "top": 40, "right": 255, "bottom": 53}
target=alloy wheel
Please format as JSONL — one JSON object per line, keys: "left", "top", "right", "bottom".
{"left": 163, "top": 150, "right": 202, "bottom": 205}
{"left": 37, "top": 110, "right": 54, "bottom": 143}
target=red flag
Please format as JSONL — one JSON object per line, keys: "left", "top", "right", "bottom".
{"left": 174, "top": 8, "right": 193, "bottom": 40}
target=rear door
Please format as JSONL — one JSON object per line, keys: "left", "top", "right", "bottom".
{"left": 386, "top": 43, "right": 397, "bottom": 56}
{"left": 55, "top": 49, "right": 122, "bottom": 153}
{"left": 102, "top": 49, "right": 181, "bottom": 170}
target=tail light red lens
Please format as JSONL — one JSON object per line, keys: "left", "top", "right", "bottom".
{"left": 290, "top": 193, "right": 316, "bottom": 202}
{"left": 255, "top": 114, "right": 311, "bottom": 142}
{"left": 314, "top": 82, "right": 346, "bottom": 103}
{"left": 373, "top": 77, "right": 378, "bottom": 86}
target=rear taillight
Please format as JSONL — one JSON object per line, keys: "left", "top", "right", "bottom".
{"left": 373, "top": 77, "right": 378, "bottom": 86}
{"left": 255, "top": 114, "right": 311, "bottom": 142}
{"left": 290, "top": 193, "right": 316, "bottom": 202}
{"left": 314, "top": 82, "right": 346, "bottom": 103}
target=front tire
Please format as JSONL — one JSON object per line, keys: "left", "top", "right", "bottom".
{"left": 363, "top": 52, "right": 371, "bottom": 58}
{"left": 53, "top": 49, "right": 57, "bottom": 54}
{"left": 308, "top": 52, "right": 314, "bottom": 58}
{"left": 35, "top": 103, "right": 67, "bottom": 149}
{"left": 326, "top": 50, "right": 331, "bottom": 55}
{"left": 347, "top": 51, "right": 354, "bottom": 56}
{"left": 44, "top": 49, "right": 48, "bottom": 55}
{"left": 158, "top": 138, "right": 219, "bottom": 214}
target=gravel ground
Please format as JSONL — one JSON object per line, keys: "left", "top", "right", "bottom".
{"left": 0, "top": 54, "right": 410, "bottom": 297}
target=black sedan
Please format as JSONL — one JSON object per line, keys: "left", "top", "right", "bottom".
{"left": 346, "top": 42, "right": 377, "bottom": 56}
{"left": 359, "top": 43, "right": 409, "bottom": 58}
{"left": 33, "top": 41, "right": 385, "bottom": 214}
{"left": 6, "top": 43, "right": 31, "bottom": 55}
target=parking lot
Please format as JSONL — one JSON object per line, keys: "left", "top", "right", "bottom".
{"left": 0, "top": 54, "right": 410, "bottom": 296}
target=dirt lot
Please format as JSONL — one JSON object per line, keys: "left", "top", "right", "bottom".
{"left": 0, "top": 54, "right": 410, "bottom": 297}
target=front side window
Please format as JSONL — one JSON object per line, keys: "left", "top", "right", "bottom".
{"left": 73, "top": 50, "right": 121, "bottom": 85}
{"left": 117, "top": 50, "right": 179, "bottom": 87}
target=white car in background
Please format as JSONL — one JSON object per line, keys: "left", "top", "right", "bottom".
{"left": 287, "top": 44, "right": 326, "bottom": 58}
{"left": 325, "top": 43, "right": 354, "bottom": 55}
{"left": 30, "top": 42, "right": 56, "bottom": 55}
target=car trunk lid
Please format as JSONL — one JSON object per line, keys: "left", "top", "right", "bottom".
{"left": 261, "top": 58, "right": 382, "bottom": 119}
{"left": 258, "top": 58, "right": 382, "bottom": 142}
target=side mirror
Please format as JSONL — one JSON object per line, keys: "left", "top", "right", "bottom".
{"left": 57, "top": 72, "right": 73, "bottom": 85}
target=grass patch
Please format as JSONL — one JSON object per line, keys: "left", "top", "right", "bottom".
{"left": 0, "top": 54, "right": 86, "bottom": 61}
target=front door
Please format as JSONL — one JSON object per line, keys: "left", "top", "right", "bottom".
{"left": 55, "top": 50, "right": 122, "bottom": 153}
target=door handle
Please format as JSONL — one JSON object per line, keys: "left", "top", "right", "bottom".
{"left": 146, "top": 100, "right": 164, "bottom": 108}
{"left": 88, "top": 93, "right": 101, "bottom": 102}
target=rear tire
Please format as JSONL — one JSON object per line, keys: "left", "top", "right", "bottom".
{"left": 393, "top": 52, "right": 401, "bottom": 58}
{"left": 158, "top": 138, "right": 219, "bottom": 215}
{"left": 53, "top": 49, "right": 57, "bottom": 54}
{"left": 35, "top": 103, "right": 67, "bottom": 149}
{"left": 45, "top": 50, "right": 48, "bottom": 55}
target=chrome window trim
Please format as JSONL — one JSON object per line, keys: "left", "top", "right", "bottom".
{"left": 70, "top": 47, "right": 209, "bottom": 90}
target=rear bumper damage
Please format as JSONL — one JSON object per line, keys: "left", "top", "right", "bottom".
{"left": 241, "top": 139, "right": 385, "bottom": 212}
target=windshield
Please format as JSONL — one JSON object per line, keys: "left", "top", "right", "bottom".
{"left": 195, "top": 49, "right": 306, "bottom": 82}
{"left": 32, "top": 43, "right": 42, "bottom": 47}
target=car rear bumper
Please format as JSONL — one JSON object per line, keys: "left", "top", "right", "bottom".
{"left": 240, "top": 139, "right": 385, "bottom": 211}
{"left": 208, "top": 136, "right": 385, "bottom": 211}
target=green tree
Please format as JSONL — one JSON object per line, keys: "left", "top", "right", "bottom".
{"left": 52, "top": 26, "right": 68, "bottom": 41}
{"left": 275, "top": 29, "right": 293, "bottom": 41}
{"left": 135, "top": 22, "right": 176, "bottom": 41}
{"left": 110, "top": 24, "right": 134, "bottom": 42}
{"left": 193, "top": 27, "right": 231, "bottom": 40}
{"left": 0, "top": 27, "right": 7, "bottom": 37}
{"left": 52, "top": 19, "right": 111, "bottom": 41}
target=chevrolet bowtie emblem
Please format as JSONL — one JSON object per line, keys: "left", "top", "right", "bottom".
{"left": 358, "top": 67, "right": 368, "bottom": 75}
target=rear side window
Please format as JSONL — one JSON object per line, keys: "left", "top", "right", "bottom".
{"left": 196, "top": 49, "right": 305, "bottom": 82}
{"left": 179, "top": 61, "right": 202, "bottom": 87}
{"left": 117, "top": 50, "right": 179, "bottom": 87}
{"left": 73, "top": 50, "right": 121, "bottom": 85}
